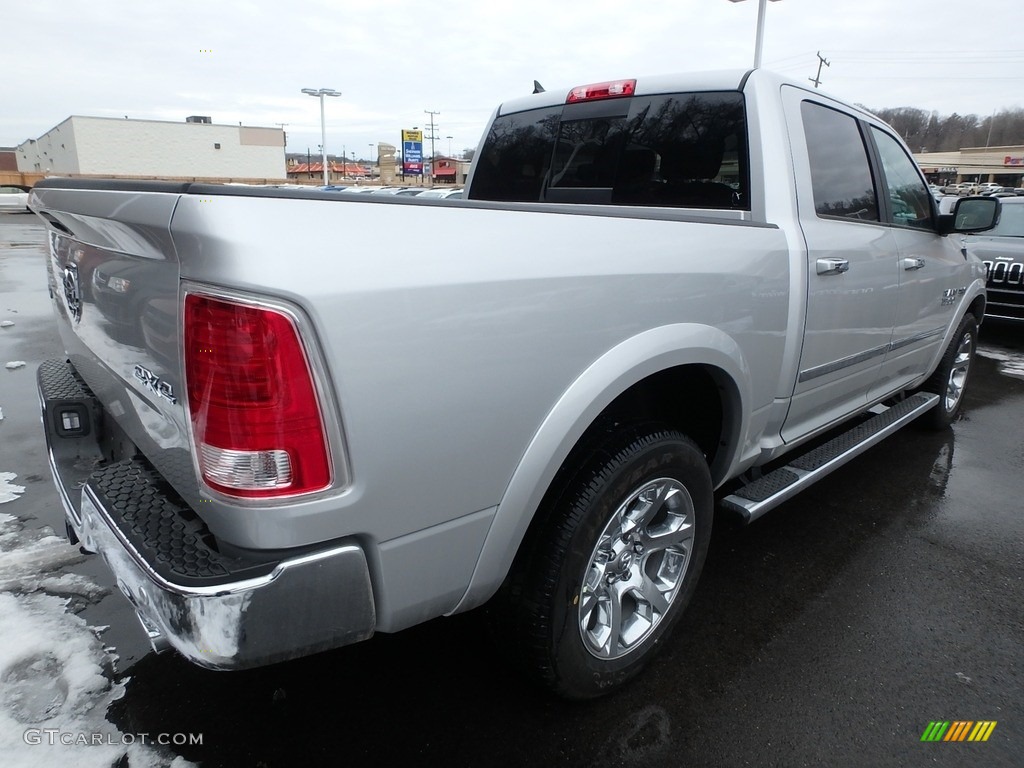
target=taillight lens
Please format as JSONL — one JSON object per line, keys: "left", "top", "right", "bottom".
{"left": 184, "top": 293, "right": 331, "bottom": 498}
{"left": 566, "top": 79, "right": 636, "bottom": 104}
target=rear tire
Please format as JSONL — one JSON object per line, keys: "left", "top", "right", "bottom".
{"left": 503, "top": 425, "right": 713, "bottom": 699}
{"left": 919, "top": 313, "right": 977, "bottom": 429}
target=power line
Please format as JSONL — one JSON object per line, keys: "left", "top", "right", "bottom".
{"left": 831, "top": 75, "right": 1024, "bottom": 81}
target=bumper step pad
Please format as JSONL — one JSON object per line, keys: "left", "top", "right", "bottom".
{"left": 721, "top": 393, "right": 939, "bottom": 521}
{"left": 87, "top": 457, "right": 277, "bottom": 588}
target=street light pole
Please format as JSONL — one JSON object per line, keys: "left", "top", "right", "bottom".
{"left": 302, "top": 87, "right": 341, "bottom": 185}
{"left": 728, "top": 0, "right": 781, "bottom": 69}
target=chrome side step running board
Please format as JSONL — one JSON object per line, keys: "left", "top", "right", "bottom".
{"left": 721, "top": 392, "right": 939, "bottom": 523}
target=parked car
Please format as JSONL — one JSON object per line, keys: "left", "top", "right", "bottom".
{"left": 973, "top": 182, "right": 1003, "bottom": 195}
{"left": 964, "top": 196, "right": 1024, "bottom": 322}
{"left": 416, "top": 187, "right": 463, "bottom": 199}
{"left": 0, "top": 184, "right": 30, "bottom": 212}
{"left": 370, "top": 186, "right": 418, "bottom": 195}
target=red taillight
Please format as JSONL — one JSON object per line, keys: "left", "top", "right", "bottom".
{"left": 566, "top": 79, "right": 636, "bottom": 104}
{"left": 184, "top": 293, "right": 331, "bottom": 498}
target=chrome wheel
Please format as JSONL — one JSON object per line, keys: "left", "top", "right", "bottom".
{"left": 501, "top": 426, "right": 712, "bottom": 698}
{"left": 578, "top": 477, "right": 696, "bottom": 660}
{"left": 919, "top": 313, "right": 977, "bottom": 430}
{"left": 944, "top": 329, "right": 974, "bottom": 413}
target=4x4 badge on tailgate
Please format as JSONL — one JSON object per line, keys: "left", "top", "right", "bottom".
{"left": 133, "top": 365, "right": 178, "bottom": 405}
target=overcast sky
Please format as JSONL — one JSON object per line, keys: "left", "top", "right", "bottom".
{"left": 4, "top": 0, "right": 1022, "bottom": 159}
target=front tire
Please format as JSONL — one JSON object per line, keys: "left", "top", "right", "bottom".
{"left": 919, "top": 313, "right": 977, "bottom": 429}
{"left": 505, "top": 425, "right": 713, "bottom": 699}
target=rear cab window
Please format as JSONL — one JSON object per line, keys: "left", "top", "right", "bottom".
{"left": 469, "top": 91, "right": 749, "bottom": 210}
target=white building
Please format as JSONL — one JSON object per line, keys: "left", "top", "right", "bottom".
{"left": 16, "top": 116, "right": 285, "bottom": 179}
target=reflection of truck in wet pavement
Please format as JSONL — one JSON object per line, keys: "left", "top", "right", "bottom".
{"left": 32, "top": 70, "right": 998, "bottom": 699}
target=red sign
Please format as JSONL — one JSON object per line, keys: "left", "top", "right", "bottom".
{"left": 1004, "top": 156, "right": 1024, "bottom": 166}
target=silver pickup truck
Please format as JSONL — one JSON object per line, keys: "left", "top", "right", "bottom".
{"left": 32, "top": 69, "right": 998, "bottom": 699}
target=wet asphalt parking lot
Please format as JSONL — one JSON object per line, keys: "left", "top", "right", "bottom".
{"left": 0, "top": 212, "right": 1021, "bottom": 767}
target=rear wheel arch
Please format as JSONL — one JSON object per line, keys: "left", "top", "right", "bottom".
{"left": 452, "top": 326, "right": 751, "bottom": 615}
{"left": 503, "top": 363, "right": 733, "bottom": 595}
{"left": 591, "top": 364, "right": 742, "bottom": 485}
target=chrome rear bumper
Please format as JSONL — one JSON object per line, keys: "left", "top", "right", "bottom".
{"left": 39, "top": 358, "right": 376, "bottom": 670}
{"left": 76, "top": 485, "right": 375, "bottom": 669}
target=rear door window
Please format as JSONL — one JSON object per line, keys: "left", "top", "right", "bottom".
{"left": 470, "top": 91, "right": 749, "bottom": 210}
{"left": 800, "top": 101, "right": 879, "bottom": 222}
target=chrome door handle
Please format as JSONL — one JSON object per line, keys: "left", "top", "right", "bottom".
{"left": 903, "top": 257, "right": 926, "bottom": 271}
{"left": 816, "top": 258, "right": 849, "bottom": 276}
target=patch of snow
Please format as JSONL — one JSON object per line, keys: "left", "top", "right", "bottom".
{"left": 0, "top": 513, "right": 196, "bottom": 767}
{"left": 4, "top": 361, "right": 26, "bottom": 370}
{"left": 177, "top": 591, "right": 252, "bottom": 661}
{"left": 0, "top": 321, "right": 13, "bottom": 328}
{"left": 0, "top": 514, "right": 90, "bottom": 594}
{"left": 0, "top": 407, "right": 4, "bottom": 420}
{"left": 0, "top": 474, "right": 25, "bottom": 504}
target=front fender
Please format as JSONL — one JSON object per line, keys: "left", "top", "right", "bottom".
{"left": 450, "top": 323, "right": 751, "bottom": 614}
{"left": 922, "top": 275, "right": 987, "bottom": 382}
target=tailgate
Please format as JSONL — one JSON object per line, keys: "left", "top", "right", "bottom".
{"left": 30, "top": 180, "right": 200, "bottom": 506}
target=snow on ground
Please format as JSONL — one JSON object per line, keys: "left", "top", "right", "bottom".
{"left": 0, "top": 472, "right": 25, "bottom": 504}
{"left": 0, "top": 503, "right": 195, "bottom": 767}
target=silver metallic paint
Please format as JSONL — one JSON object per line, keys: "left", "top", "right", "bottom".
{"left": 29, "top": 70, "right": 985, "bottom": 635}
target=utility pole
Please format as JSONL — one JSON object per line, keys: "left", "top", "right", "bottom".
{"left": 809, "top": 51, "right": 830, "bottom": 88}
{"left": 424, "top": 110, "right": 440, "bottom": 186}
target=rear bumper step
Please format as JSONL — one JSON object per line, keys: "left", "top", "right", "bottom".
{"left": 38, "top": 358, "right": 377, "bottom": 669}
{"left": 721, "top": 393, "right": 939, "bottom": 522}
